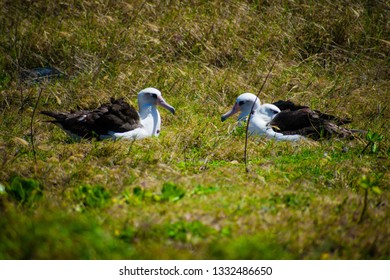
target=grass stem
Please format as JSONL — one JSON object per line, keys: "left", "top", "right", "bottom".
{"left": 358, "top": 188, "right": 368, "bottom": 224}
{"left": 30, "top": 87, "right": 43, "bottom": 164}
{"left": 244, "top": 53, "right": 279, "bottom": 173}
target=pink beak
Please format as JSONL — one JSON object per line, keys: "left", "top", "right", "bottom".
{"left": 157, "top": 96, "right": 175, "bottom": 114}
{"left": 221, "top": 103, "right": 239, "bottom": 122}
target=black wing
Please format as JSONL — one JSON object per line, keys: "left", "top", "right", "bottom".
{"left": 270, "top": 108, "right": 355, "bottom": 139}
{"left": 93, "top": 98, "right": 141, "bottom": 133}
{"left": 272, "top": 100, "right": 308, "bottom": 111}
{"left": 272, "top": 100, "right": 352, "bottom": 125}
{"left": 41, "top": 98, "right": 141, "bottom": 139}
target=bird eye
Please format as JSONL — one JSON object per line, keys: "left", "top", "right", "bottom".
{"left": 151, "top": 93, "right": 158, "bottom": 99}
{"left": 238, "top": 101, "right": 245, "bottom": 106}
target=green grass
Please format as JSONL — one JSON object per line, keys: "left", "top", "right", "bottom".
{"left": 0, "top": 0, "right": 389, "bottom": 260}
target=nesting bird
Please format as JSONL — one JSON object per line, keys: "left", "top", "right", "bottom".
{"left": 41, "top": 87, "right": 175, "bottom": 140}
{"left": 221, "top": 93, "right": 357, "bottom": 141}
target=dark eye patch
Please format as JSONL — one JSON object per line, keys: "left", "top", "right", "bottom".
{"left": 238, "top": 101, "right": 245, "bottom": 106}
{"left": 151, "top": 93, "right": 158, "bottom": 99}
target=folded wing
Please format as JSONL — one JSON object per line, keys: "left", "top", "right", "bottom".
{"left": 41, "top": 98, "right": 141, "bottom": 139}
{"left": 270, "top": 107, "right": 355, "bottom": 139}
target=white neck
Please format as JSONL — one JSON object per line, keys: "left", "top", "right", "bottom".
{"left": 139, "top": 104, "right": 161, "bottom": 136}
{"left": 249, "top": 110, "right": 268, "bottom": 131}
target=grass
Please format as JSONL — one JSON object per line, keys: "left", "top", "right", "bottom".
{"left": 0, "top": 0, "right": 389, "bottom": 260}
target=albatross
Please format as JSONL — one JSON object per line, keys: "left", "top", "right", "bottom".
{"left": 41, "top": 87, "right": 175, "bottom": 140}
{"left": 221, "top": 93, "right": 357, "bottom": 141}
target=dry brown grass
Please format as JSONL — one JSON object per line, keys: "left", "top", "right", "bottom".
{"left": 0, "top": 0, "right": 389, "bottom": 259}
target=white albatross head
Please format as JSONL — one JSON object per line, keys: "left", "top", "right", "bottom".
{"left": 221, "top": 92, "right": 280, "bottom": 122}
{"left": 137, "top": 87, "right": 175, "bottom": 115}
{"left": 258, "top": 103, "right": 281, "bottom": 122}
{"left": 221, "top": 93, "right": 261, "bottom": 122}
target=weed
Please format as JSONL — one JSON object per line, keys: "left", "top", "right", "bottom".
{"left": 191, "top": 185, "right": 219, "bottom": 195}
{"left": 357, "top": 173, "right": 382, "bottom": 224}
{"left": 361, "top": 130, "right": 384, "bottom": 155}
{"left": 166, "top": 220, "right": 215, "bottom": 243}
{"left": 160, "top": 182, "right": 186, "bottom": 202}
{"left": 72, "top": 184, "right": 111, "bottom": 209}
{"left": 6, "top": 176, "right": 43, "bottom": 205}
{"left": 129, "top": 182, "right": 185, "bottom": 203}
